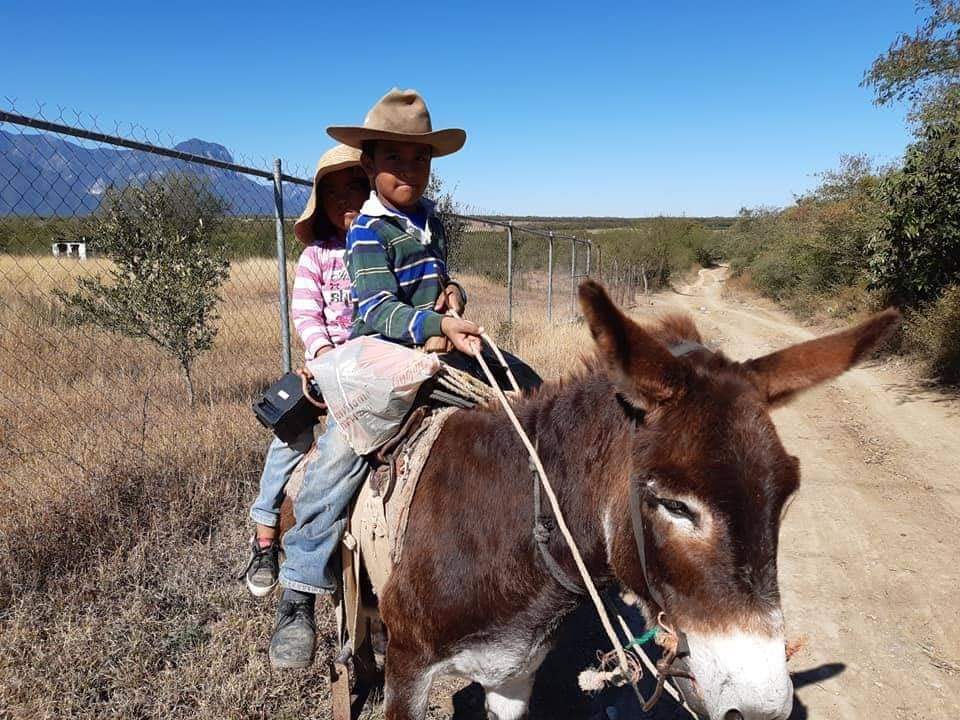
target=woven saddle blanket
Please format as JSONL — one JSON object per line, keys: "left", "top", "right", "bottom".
{"left": 286, "top": 406, "right": 458, "bottom": 592}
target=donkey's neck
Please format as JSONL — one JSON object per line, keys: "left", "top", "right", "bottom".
{"left": 516, "top": 369, "right": 634, "bottom": 582}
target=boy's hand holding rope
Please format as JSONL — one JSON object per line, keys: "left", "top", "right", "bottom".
{"left": 439, "top": 314, "right": 484, "bottom": 356}
{"left": 434, "top": 282, "right": 480, "bottom": 356}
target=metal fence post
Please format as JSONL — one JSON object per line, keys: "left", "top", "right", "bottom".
{"left": 273, "top": 158, "right": 292, "bottom": 374}
{"left": 570, "top": 238, "right": 577, "bottom": 318}
{"left": 547, "top": 231, "right": 554, "bottom": 323}
{"left": 506, "top": 221, "right": 514, "bottom": 325}
{"left": 586, "top": 240, "right": 592, "bottom": 276}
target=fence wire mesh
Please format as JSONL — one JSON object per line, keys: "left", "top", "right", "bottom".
{"left": 0, "top": 103, "right": 308, "bottom": 496}
{"left": 0, "top": 104, "right": 648, "bottom": 496}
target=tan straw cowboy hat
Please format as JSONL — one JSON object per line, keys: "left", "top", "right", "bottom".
{"left": 327, "top": 88, "right": 466, "bottom": 157}
{"left": 294, "top": 144, "right": 363, "bottom": 244}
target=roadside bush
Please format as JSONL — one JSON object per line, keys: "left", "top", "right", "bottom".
{"left": 720, "top": 157, "right": 883, "bottom": 305}
{"left": 869, "top": 120, "right": 960, "bottom": 305}
{"left": 594, "top": 218, "right": 718, "bottom": 287}
{"left": 718, "top": 207, "right": 785, "bottom": 272}
{"left": 695, "top": 245, "right": 718, "bottom": 268}
{"left": 904, "top": 285, "right": 960, "bottom": 382}
{"left": 750, "top": 249, "right": 801, "bottom": 300}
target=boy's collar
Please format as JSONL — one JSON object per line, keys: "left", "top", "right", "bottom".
{"left": 361, "top": 191, "right": 437, "bottom": 219}
{"left": 360, "top": 192, "right": 436, "bottom": 245}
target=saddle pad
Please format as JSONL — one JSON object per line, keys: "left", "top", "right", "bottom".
{"left": 382, "top": 406, "right": 458, "bottom": 566}
{"left": 284, "top": 407, "right": 458, "bottom": 580}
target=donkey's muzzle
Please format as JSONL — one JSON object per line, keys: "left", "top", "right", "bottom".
{"left": 680, "top": 629, "right": 793, "bottom": 720}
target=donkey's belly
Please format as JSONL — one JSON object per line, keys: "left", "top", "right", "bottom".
{"left": 442, "top": 632, "right": 552, "bottom": 688}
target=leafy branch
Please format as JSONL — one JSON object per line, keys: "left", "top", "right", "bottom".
{"left": 56, "top": 175, "right": 230, "bottom": 406}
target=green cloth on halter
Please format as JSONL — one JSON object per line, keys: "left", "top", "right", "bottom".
{"left": 625, "top": 626, "right": 660, "bottom": 649}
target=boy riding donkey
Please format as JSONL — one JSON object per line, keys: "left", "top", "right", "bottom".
{"left": 269, "top": 89, "right": 485, "bottom": 669}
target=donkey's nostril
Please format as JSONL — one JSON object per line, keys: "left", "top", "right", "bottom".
{"left": 723, "top": 711, "right": 745, "bottom": 720}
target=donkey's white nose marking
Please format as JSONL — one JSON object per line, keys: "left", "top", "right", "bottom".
{"left": 684, "top": 628, "right": 793, "bottom": 720}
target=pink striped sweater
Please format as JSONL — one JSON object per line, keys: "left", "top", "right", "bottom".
{"left": 291, "top": 238, "right": 353, "bottom": 359}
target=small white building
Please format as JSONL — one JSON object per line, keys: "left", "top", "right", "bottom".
{"left": 51, "top": 238, "right": 88, "bottom": 260}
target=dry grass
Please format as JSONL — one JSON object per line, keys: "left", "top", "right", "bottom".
{"left": 0, "top": 256, "right": 599, "bottom": 719}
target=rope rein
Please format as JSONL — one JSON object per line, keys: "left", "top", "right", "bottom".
{"left": 455, "top": 315, "right": 651, "bottom": 707}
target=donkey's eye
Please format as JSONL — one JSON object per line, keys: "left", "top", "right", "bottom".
{"left": 616, "top": 393, "right": 645, "bottom": 427}
{"left": 659, "top": 498, "right": 696, "bottom": 521}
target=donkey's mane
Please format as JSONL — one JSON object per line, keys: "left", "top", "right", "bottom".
{"left": 639, "top": 312, "right": 702, "bottom": 347}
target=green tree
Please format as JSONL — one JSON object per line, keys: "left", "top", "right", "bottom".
{"left": 427, "top": 172, "right": 467, "bottom": 267}
{"left": 868, "top": 119, "right": 960, "bottom": 305}
{"left": 56, "top": 176, "right": 230, "bottom": 405}
{"left": 862, "top": 0, "right": 960, "bottom": 126}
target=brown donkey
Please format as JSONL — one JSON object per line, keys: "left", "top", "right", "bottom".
{"left": 374, "top": 280, "right": 898, "bottom": 720}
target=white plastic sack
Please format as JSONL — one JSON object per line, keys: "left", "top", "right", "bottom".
{"left": 307, "top": 337, "right": 441, "bottom": 455}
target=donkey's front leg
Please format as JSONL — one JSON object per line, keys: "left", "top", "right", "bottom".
{"left": 485, "top": 673, "right": 536, "bottom": 720}
{"left": 383, "top": 643, "right": 434, "bottom": 720}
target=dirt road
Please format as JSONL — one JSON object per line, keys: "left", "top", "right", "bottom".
{"left": 653, "top": 267, "right": 960, "bottom": 719}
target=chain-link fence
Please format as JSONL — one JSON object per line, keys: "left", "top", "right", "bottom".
{"left": 0, "top": 104, "right": 308, "bottom": 500}
{"left": 448, "top": 218, "right": 593, "bottom": 330}
{"left": 0, "top": 104, "right": 647, "bottom": 495}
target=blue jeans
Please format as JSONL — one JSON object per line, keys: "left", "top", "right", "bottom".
{"left": 279, "top": 416, "right": 371, "bottom": 594}
{"left": 249, "top": 427, "right": 314, "bottom": 528}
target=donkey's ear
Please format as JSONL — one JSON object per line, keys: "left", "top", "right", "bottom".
{"left": 578, "top": 280, "right": 686, "bottom": 408}
{"left": 743, "top": 308, "right": 900, "bottom": 406}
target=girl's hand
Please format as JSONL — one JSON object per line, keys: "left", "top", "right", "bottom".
{"left": 296, "top": 367, "right": 327, "bottom": 411}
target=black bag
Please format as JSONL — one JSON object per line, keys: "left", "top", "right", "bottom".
{"left": 252, "top": 372, "right": 324, "bottom": 444}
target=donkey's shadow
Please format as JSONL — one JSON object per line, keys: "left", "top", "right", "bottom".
{"left": 451, "top": 600, "right": 688, "bottom": 719}
{"left": 450, "top": 599, "right": 844, "bottom": 720}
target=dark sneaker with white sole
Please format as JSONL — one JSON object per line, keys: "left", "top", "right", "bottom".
{"left": 269, "top": 593, "right": 317, "bottom": 669}
{"left": 241, "top": 537, "right": 280, "bottom": 598}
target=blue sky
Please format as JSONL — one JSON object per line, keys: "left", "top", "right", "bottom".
{"left": 1, "top": 1, "right": 921, "bottom": 216}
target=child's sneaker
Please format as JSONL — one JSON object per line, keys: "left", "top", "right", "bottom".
{"left": 242, "top": 537, "right": 279, "bottom": 597}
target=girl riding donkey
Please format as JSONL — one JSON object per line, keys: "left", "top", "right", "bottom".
{"left": 242, "top": 145, "right": 369, "bottom": 598}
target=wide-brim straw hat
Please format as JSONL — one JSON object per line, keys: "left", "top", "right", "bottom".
{"left": 294, "top": 144, "right": 363, "bottom": 244}
{"left": 327, "top": 88, "right": 466, "bottom": 158}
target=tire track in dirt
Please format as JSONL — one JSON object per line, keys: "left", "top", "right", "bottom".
{"left": 641, "top": 267, "right": 960, "bottom": 719}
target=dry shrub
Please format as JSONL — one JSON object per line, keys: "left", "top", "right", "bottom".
{"left": 904, "top": 285, "right": 960, "bottom": 383}
{"left": 817, "top": 283, "right": 877, "bottom": 319}
{"left": 459, "top": 272, "right": 592, "bottom": 380}
{"left": 721, "top": 268, "right": 755, "bottom": 297}
{"left": 780, "top": 283, "right": 877, "bottom": 321}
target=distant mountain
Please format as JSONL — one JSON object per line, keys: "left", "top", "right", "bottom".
{"left": 171, "top": 138, "right": 236, "bottom": 164}
{"left": 0, "top": 130, "right": 310, "bottom": 217}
